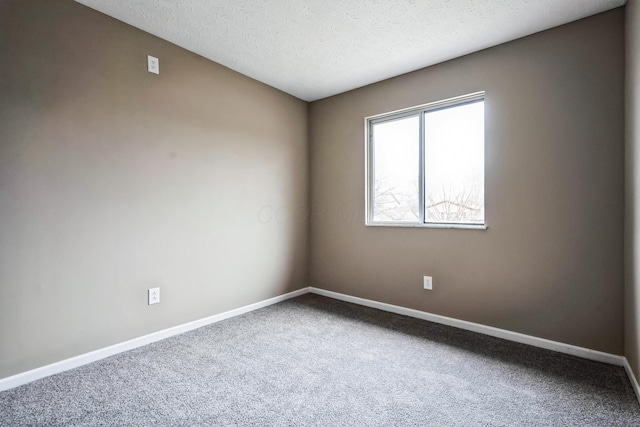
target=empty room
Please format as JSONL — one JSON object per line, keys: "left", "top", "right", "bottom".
{"left": 2, "top": 0, "right": 640, "bottom": 425}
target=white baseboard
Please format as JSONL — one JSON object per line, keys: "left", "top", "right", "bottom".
{"left": 309, "top": 287, "right": 640, "bottom": 403}
{"left": 0, "top": 287, "right": 310, "bottom": 392}
{"left": 309, "top": 287, "right": 625, "bottom": 366}
{"left": 3, "top": 284, "right": 639, "bottom": 405}
{"left": 623, "top": 358, "right": 640, "bottom": 404}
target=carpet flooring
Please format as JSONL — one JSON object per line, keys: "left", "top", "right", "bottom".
{"left": 1, "top": 294, "right": 639, "bottom": 426}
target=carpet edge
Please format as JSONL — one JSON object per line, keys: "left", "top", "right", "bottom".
{"left": 0, "top": 287, "right": 310, "bottom": 392}
{"left": 624, "top": 358, "right": 640, "bottom": 404}
{"left": 308, "top": 288, "right": 625, "bottom": 365}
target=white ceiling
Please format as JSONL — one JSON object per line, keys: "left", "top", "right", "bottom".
{"left": 75, "top": 0, "right": 625, "bottom": 101}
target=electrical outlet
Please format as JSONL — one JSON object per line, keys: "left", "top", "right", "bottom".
{"left": 148, "top": 287, "right": 160, "bottom": 305}
{"left": 423, "top": 276, "right": 433, "bottom": 290}
{"left": 147, "top": 55, "right": 159, "bottom": 74}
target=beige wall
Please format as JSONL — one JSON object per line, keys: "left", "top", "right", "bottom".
{"left": 0, "top": 0, "right": 308, "bottom": 379}
{"left": 310, "top": 10, "right": 625, "bottom": 354}
{"left": 626, "top": 0, "right": 640, "bottom": 382}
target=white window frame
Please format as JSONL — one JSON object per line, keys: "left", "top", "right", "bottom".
{"left": 365, "top": 91, "right": 487, "bottom": 229}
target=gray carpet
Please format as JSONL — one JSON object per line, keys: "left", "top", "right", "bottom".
{"left": 1, "top": 294, "right": 639, "bottom": 426}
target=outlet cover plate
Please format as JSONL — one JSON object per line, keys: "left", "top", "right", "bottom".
{"left": 148, "top": 287, "right": 160, "bottom": 305}
{"left": 423, "top": 276, "right": 433, "bottom": 290}
{"left": 147, "top": 55, "right": 159, "bottom": 74}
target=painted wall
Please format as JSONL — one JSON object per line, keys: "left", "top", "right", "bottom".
{"left": 0, "top": 0, "right": 308, "bottom": 378}
{"left": 310, "top": 10, "right": 625, "bottom": 354}
{"left": 626, "top": 0, "right": 640, "bottom": 383}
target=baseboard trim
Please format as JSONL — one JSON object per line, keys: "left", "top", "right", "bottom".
{"left": 309, "top": 287, "right": 624, "bottom": 366}
{"left": 310, "top": 288, "right": 640, "bottom": 402}
{"left": 0, "top": 287, "right": 310, "bottom": 392}
{"left": 623, "top": 358, "right": 640, "bottom": 404}
{"left": 2, "top": 285, "right": 637, "bottom": 403}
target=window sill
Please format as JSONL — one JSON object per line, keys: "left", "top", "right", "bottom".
{"left": 365, "top": 222, "right": 488, "bottom": 230}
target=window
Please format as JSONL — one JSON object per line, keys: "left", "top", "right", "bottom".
{"left": 366, "top": 92, "right": 485, "bottom": 228}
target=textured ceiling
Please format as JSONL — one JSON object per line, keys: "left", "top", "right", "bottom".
{"left": 75, "top": 0, "right": 625, "bottom": 101}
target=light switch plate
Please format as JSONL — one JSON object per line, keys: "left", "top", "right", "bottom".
{"left": 147, "top": 55, "right": 159, "bottom": 74}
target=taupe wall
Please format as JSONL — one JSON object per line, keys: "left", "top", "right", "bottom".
{"left": 310, "top": 10, "right": 625, "bottom": 354}
{"left": 0, "top": 0, "right": 308, "bottom": 378}
{"left": 626, "top": 0, "right": 640, "bottom": 382}
{"left": 0, "top": 1, "right": 628, "bottom": 380}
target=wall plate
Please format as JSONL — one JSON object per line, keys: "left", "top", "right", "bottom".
{"left": 147, "top": 55, "right": 159, "bottom": 74}
{"left": 148, "top": 287, "right": 160, "bottom": 305}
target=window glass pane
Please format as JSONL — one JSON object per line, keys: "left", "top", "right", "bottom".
{"left": 424, "top": 101, "right": 484, "bottom": 224}
{"left": 372, "top": 115, "right": 420, "bottom": 222}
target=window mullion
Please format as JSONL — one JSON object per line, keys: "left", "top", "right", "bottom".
{"left": 368, "top": 120, "right": 375, "bottom": 224}
{"left": 419, "top": 110, "right": 426, "bottom": 224}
